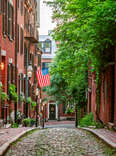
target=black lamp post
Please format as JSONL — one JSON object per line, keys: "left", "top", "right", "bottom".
{"left": 35, "top": 88, "right": 39, "bottom": 127}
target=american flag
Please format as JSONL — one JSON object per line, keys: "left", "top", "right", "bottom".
{"left": 36, "top": 68, "right": 50, "bottom": 88}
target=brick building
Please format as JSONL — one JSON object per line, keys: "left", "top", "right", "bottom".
{"left": 0, "top": 0, "right": 16, "bottom": 124}
{"left": 0, "top": 0, "right": 41, "bottom": 126}
{"left": 88, "top": 48, "right": 116, "bottom": 127}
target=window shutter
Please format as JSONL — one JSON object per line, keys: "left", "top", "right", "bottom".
{"left": 13, "top": 65, "right": 15, "bottom": 84}
{"left": 13, "top": 7, "right": 15, "bottom": 40}
{"left": 32, "top": 54, "right": 34, "bottom": 68}
{"left": 34, "top": 67, "right": 37, "bottom": 84}
{"left": 17, "top": 0, "right": 19, "bottom": 9}
{"left": 7, "top": 64, "right": 10, "bottom": 95}
{"left": 21, "top": 73, "right": 23, "bottom": 92}
{"left": 24, "top": 46, "right": 28, "bottom": 67}
{"left": 17, "top": 24, "right": 19, "bottom": 53}
{"left": 8, "top": 2, "right": 11, "bottom": 39}
{"left": 5, "top": 0, "right": 7, "bottom": 35}
{"left": 38, "top": 54, "right": 41, "bottom": 66}
{"left": 20, "top": 27, "right": 23, "bottom": 55}
{"left": 0, "top": 0, "right": 2, "bottom": 13}
{"left": 3, "top": 0, "right": 5, "bottom": 35}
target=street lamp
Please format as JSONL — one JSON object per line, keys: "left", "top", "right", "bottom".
{"left": 35, "top": 88, "right": 39, "bottom": 127}
{"left": 25, "top": 64, "right": 33, "bottom": 118}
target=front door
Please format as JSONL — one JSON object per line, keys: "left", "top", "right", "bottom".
{"left": 49, "top": 104, "right": 56, "bottom": 120}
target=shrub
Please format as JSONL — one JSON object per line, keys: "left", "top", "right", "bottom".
{"left": 11, "top": 123, "right": 19, "bottom": 128}
{"left": 32, "top": 101, "right": 36, "bottom": 108}
{"left": 16, "top": 111, "right": 23, "bottom": 124}
{"left": 1, "top": 91, "right": 9, "bottom": 102}
{"left": 30, "top": 119, "right": 36, "bottom": 127}
{"left": 39, "top": 112, "right": 42, "bottom": 118}
{"left": 22, "top": 118, "right": 31, "bottom": 127}
{"left": 79, "top": 112, "right": 96, "bottom": 127}
{"left": 9, "top": 84, "right": 18, "bottom": 102}
{"left": 27, "top": 97, "right": 32, "bottom": 104}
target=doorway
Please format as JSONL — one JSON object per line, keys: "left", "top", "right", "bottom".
{"left": 49, "top": 104, "right": 56, "bottom": 120}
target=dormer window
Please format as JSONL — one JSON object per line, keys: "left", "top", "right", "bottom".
{"left": 44, "top": 39, "right": 51, "bottom": 53}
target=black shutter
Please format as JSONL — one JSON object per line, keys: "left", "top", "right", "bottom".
{"left": 17, "top": 0, "right": 19, "bottom": 9}
{"left": 17, "top": 24, "right": 19, "bottom": 53}
{"left": 13, "top": 7, "right": 15, "bottom": 40}
{"left": 21, "top": 0, "right": 23, "bottom": 15}
{"left": 20, "top": 27, "right": 23, "bottom": 55}
{"left": 7, "top": 64, "right": 10, "bottom": 95}
{"left": 8, "top": 2, "right": 11, "bottom": 39}
{"left": 38, "top": 54, "right": 41, "bottom": 66}
{"left": 24, "top": 46, "right": 28, "bottom": 67}
{"left": 32, "top": 54, "right": 34, "bottom": 68}
{"left": 0, "top": 0, "right": 2, "bottom": 13}
{"left": 3, "top": 0, "right": 5, "bottom": 35}
{"left": 21, "top": 73, "right": 23, "bottom": 92}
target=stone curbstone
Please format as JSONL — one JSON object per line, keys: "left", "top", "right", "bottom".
{"left": 80, "top": 127, "right": 116, "bottom": 148}
{"left": 0, "top": 128, "right": 38, "bottom": 156}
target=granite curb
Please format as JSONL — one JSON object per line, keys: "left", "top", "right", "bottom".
{"left": 81, "top": 127, "right": 116, "bottom": 148}
{"left": 0, "top": 127, "right": 38, "bottom": 156}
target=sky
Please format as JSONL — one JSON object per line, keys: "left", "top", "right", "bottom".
{"left": 39, "top": 0, "right": 55, "bottom": 35}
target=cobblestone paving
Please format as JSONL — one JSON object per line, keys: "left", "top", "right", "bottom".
{"left": 5, "top": 128, "right": 116, "bottom": 156}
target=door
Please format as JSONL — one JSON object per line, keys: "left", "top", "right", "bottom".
{"left": 49, "top": 104, "right": 56, "bottom": 120}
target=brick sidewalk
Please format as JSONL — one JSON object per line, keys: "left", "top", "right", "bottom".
{"left": 83, "top": 128, "right": 116, "bottom": 148}
{"left": 0, "top": 128, "right": 30, "bottom": 147}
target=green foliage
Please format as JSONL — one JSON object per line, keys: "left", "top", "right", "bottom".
{"left": 20, "top": 92, "right": 25, "bottom": 103}
{"left": 1, "top": 91, "right": 9, "bottom": 102}
{"left": 39, "top": 112, "right": 42, "bottom": 118}
{"left": 22, "top": 118, "right": 36, "bottom": 127}
{"left": 27, "top": 97, "right": 32, "bottom": 104}
{"left": 30, "top": 119, "right": 36, "bottom": 127}
{"left": 0, "top": 82, "right": 9, "bottom": 103}
{"left": 32, "top": 101, "right": 36, "bottom": 108}
{"left": 80, "top": 112, "right": 96, "bottom": 127}
{"left": 65, "top": 107, "right": 74, "bottom": 114}
{"left": 46, "top": 0, "right": 116, "bottom": 115}
{"left": 11, "top": 122, "right": 19, "bottom": 128}
{"left": 22, "top": 118, "right": 31, "bottom": 127}
{"left": 9, "top": 84, "right": 18, "bottom": 102}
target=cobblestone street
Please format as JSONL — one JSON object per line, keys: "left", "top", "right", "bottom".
{"left": 5, "top": 128, "right": 116, "bottom": 156}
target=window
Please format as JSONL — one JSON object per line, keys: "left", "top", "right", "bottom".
{"left": 20, "top": 27, "right": 24, "bottom": 55}
{"left": 42, "top": 62, "right": 50, "bottom": 69}
{"left": 44, "top": 39, "right": 51, "bottom": 53}
{"left": 8, "top": 2, "right": 14, "bottom": 40}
